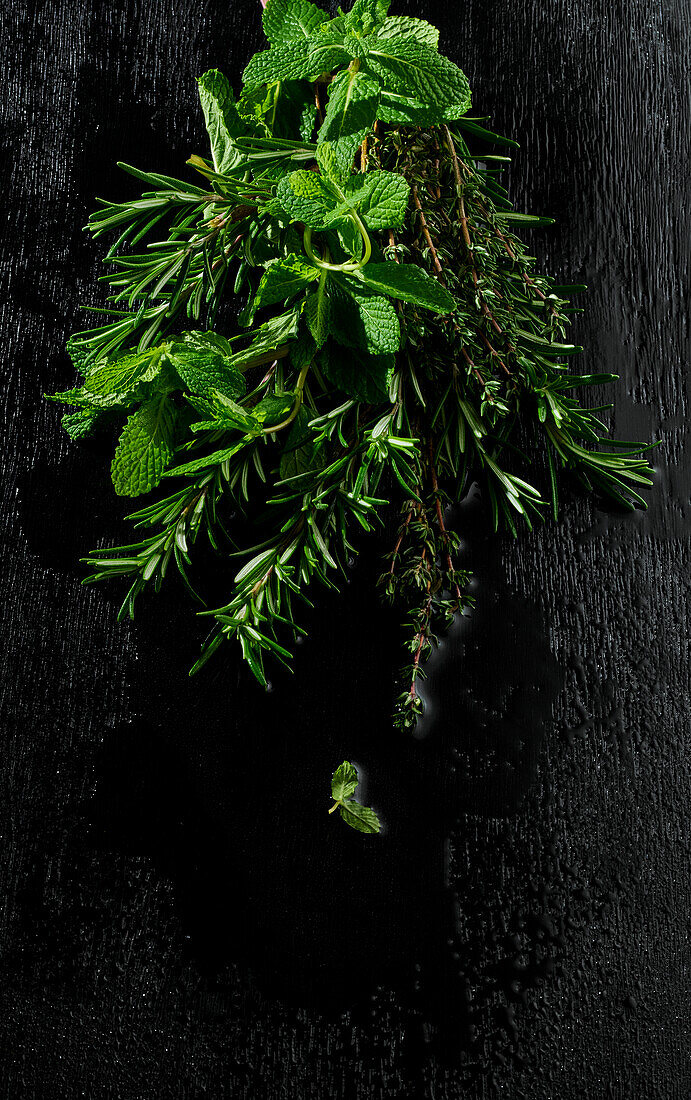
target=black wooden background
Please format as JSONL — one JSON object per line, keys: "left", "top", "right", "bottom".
{"left": 1, "top": 0, "right": 690, "bottom": 1095}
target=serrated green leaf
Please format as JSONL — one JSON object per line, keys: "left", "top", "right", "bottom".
{"left": 289, "top": 323, "right": 317, "bottom": 370}
{"left": 377, "top": 90, "right": 447, "bottom": 125}
{"left": 197, "top": 69, "right": 245, "bottom": 174}
{"left": 330, "top": 280, "right": 400, "bottom": 354}
{"left": 344, "top": 0, "right": 389, "bottom": 36}
{"left": 84, "top": 348, "right": 158, "bottom": 397}
{"left": 61, "top": 407, "right": 109, "bottom": 440}
{"left": 46, "top": 385, "right": 132, "bottom": 410}
{"left": 229, "top": 309, "right": 302, "bottom": 369}
{"left": 365, "top": 38, "right": 471, "bottom": 122}
{"left": 345, "top": 169, "right": 410, "bottom": 229}
{"left": 253, "top": 392, "right": 296, "bottom": 425}
{"left": 318, "top": 68, "right": 380, "bottom": 174}
{"left": 250, "top": 254, "right": 319, "bottom": 319}
{"left": 276, "top": 170, "right": 339, "bottom": 229}
{"left": 355, "top": 262, "right": 456, "bottom": 313}
{"left": 262, "top": 0, "right": 329, "bottom": 46}
{"left": 339, "top": 799, "right": 381, "bottom": 834}
{"left": 166, "top": 333, "right": 246, "bottom": 401}
{"left": 305, "top": 286, "right": 332, "bottom": 347}
{"left": 188, "top": 390, "right": 259, "bottom": 434}
{"left": 111, "top": 395, "right": 176, "bottom": 497}
{"left": 66, "top": 337, "right": 91, "bottom": 378}
{"left": 242, "top": 39, "right": 350, "bottom": 88}
{"left": 299, "top": 100, "right": 318, "bottom": 142}
{"left": 165, "top": 437, "right": 250, "bottom": 477}
{"left": 374, "top": 15, "right": 439, "bottom": 48}
{"left": 316, "top": 140, "right": 351, "bottom": 187}
{"left": 279, "top": 406, "right": 318, "bottom": 479}
{"left": 321, "top": 340, "right": 392, "bottom": 403}
{"left": 331, "top": 760, "right": 359, "bottom": 801}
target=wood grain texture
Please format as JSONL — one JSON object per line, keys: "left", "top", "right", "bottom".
{"left": 1, "top": 0, "right": 689, "bottom": 1095}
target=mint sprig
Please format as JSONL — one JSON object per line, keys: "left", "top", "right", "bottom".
{"left": 329, "top": 762, "right": 381, "bottom": 835}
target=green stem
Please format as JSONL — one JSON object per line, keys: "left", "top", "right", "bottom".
{"left": 328, "top": 801, "right": 340, "bottom": 814}
{"left": 303, "top": 210, "right": 372, "bottom": 272}
{"left": 262, "top": 360, "right": 311, "bottom": 435}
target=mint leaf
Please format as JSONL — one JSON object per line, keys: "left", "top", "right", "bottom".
{"left": 329, "top": 760, "right": 381, "bottom": 835}
{"left": 374, "top": 15, "right": 440, "bottom": 48}
{"left": 165, "top": 437, "right": 251, "bottom": 478}
{"left": 188, "top": 390, "right": 259, "bottom": 434}
{"left": 228, "top": 309, "right": 301, "bottom": 370}
{"left": 66, "top": 337, "right": 91, "bottom": 378}
{"left": 242, "top": 40, "right": 350, "bottom": 88}
{"left": 344, "top": 0, "right": 389, "bottom": 37}
{"left": 321, "top": 340, "right": 392, "bottom": 403}
{"left": 289, "top": 323, "right": 317, "bottom": 370}
{"left": 263, "top": 0, "right": 329, "bottom": 46}
{"left": 330, "top": 281, "right": 400, "bottom": 354}
{"left": 251, "top": 254, "right": 319, "bottom": 318}
{"left": 305, "top": 286, "right": 331, "bottom": 347}
{"left": 316, "top": 140, "right": 351, "bottom": 187}
{"left": 318, "top": 68, "right": 380, "bottom": 173}
{"left": 279, "top": 406, "right": 318, "bottom": 480}
{"left": 345, "top": 169, "right": 410, "bottom": 229}
{"left": 253, "top": 392, "right": 296, "bottom": 425}
{"left": 83, "top": 348, "right": 158, "bottom": 397}
{"left": 339, "top": 800, "right": 381, "bottom": 834}
{"left": 356, "top": 262, "right": 456, "bottom": 313}
{"left": 365, "top": 38, "right": 471, "bottom": 122}
{"left": 331, "top": 760, "right": 359, "bottom": 801}
{"left": 166, "top": 334, "right": 246, "bottom": 401}
{"left": 61, "top": 407, "right": 109, "bottom": 440}
{"left": 111, "top": 395, "right": 176, "bottom": 497}
{"left": 276, "top": 170, "right": 339, "bottom": 229}
{"left": 197, "top": 69, "right": 245, "bottom": 174}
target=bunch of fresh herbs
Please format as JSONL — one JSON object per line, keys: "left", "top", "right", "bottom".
{"left": 49, "top": 0, "right": 653, "bottom": 831}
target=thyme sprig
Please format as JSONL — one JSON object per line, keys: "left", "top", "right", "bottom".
{"left": 49, "top": 0, "right": 654, "bottom": 825}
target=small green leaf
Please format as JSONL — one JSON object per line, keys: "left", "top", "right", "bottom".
{"left": 329, "top": 761, "right": 381, "bottom": 834}
{"left": 250, "top": 254, "right": 319, "bottom": 318}
{"left": 83, "top": 348, "right": 158, "bottom": 397}
{"left": 305, "top": 286, "right": 332, "bottom": 347}
{"left": 165, "top": 437, "right": 251, "bottom": 477}
{"left": 276, "top": 170, "right": 339, "bottom": 229}
{"left": 262, "top": 0, "right": 329, "bottom": 46}
{"left": 316, "top": 140, "right": 351, "bottom": 187}
{"left": 242, "top": 39, "right": 350, "bottom": 88}
{"left": 318, "top": 68, "right": 380, "bottom": 174}
{"left": 253, "top": 392, "right": 296, "bottom": 425}
{"left": 321, "top": 340, "right": 393, "bottom": 403}
{"left": 344, "top": 0, "right": 389, "bottom": 36}
{"left": 228, "top": 309, "right": 302, "bottom": 370}
{"left": 330, "top": 280, "right": 401, "bottom": 354}
{"left": 374, "top": 14, "right": 439, "bottom": 48}
{"left": 111, "top": 395, "right": 176, "bottom": 497}
{"left": 61, "top": 407, "right": 109, "bottom": 440}
{"left": 279, "top": 406, "right": 318, "bottom": 479}
{"left": 331, "top": 760, "right": 359, "bottom": 801}
{"left": 167, "top": 340, "right": 246, "bottom": 401}
{"left": 345, "top": 169, "right": 410, "bottom": 229}
{"left": 355, "top": 262, "right": 456, "bottom": 312}
{"left": 366, "top": 38, "right": 471, "bottom": 122}
{"left": 197, "top": 69, "right": 246, "bottom": 174}
{"left": 339, "top": 800, "right": 381, "bottom": 834}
